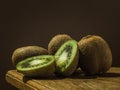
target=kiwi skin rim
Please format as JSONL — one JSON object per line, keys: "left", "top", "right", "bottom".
{"left": 16, "top": 55, "right": 55, "bottom": 77}
{"left": 55, "top": 40, "right": 79, "bottom": 76}
{"left": 12, "top": 46, "right": 48, "bottom": 66}
{"left": 48, "top": 34, "right": 72, "bottom": 55}
{"left": 78, "top": 35, "right": 112, "bottom": 75}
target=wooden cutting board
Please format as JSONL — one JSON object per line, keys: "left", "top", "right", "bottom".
{"left": 6, "top": 67, "right": 120, "bottom": 90}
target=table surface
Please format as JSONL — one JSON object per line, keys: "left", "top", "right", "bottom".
{"left": 6, "top": 67, "right": 120, "bottom": 90}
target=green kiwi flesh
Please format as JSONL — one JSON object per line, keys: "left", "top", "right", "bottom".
{"left": 16, "top": 55, "right": 55, "bottom": 77}
{"left": 78, "top": 35, "right": 112, "bottom": 75}
{"left": 55, "top": 40, "right": 79, "bottom": 76}
{"left": 48, "top": 34, "right": 72, "bottom": 54}
{"left": 12, "top": 46, "right": 48, "bottom": 66}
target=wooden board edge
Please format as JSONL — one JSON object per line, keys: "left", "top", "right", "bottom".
{"left": 6, "top": 71, "right": 50, "bottom": 90}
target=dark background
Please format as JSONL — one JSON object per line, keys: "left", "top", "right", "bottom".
{"left": 1, "top": 0, "right": 120, "bottom": 89}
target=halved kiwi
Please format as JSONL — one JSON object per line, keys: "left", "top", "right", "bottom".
{"left": 55, "top": 40, "right": 79, "bottom": 76}
{"left": 48, "top": 34, "right": 72, "bottom": 54}
{"left": 16, "top": 55, "right": 55, "bottom": 77}
{"left": 78, "top": 35, "right": 112, "bottom": 75}
{"left": 12, "top": 46, "right": 48, "bottom": 66}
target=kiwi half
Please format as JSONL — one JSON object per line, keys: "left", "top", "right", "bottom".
{"left": 12, "top": 46, "right": 48, "bottom": 66}
{"left": 78, "top": 35, "right": 112, "bottom": 75}
{"left": 55, "top": 40, "right": 79, "bottom": 76}
{"left": 16, "top": 55, "right": 55, "bottom": 77}
{"left": 48, "top": 34, "right": 72, "bottom": 55}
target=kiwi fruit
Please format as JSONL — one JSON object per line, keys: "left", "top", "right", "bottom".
{"left": 55, "top": 40, "right": 79, "bottom": 76}
{"left": 12, "top": 46, "right": 48, "bottom": 66}
{"left": 16, "top": 55, "right": 55, "bottom": 77}
{"left": 48, "top": 34, "right": 72, "bottom": 54}
{"left": 78, "top": 35, "right": 112, "bottom": 75}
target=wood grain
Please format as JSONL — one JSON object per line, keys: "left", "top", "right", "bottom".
{"left": 6, "top": 67, "right": 120, "bottom": 90}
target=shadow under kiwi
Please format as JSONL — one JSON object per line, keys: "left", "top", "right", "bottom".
{"left": 69, "top": 69, "right": 98, "bottom": 79}
{"left": 98, "top": 72, "right": 120, "bottom": 77}
{"left": 22, "top": 70, "right": 97, "bottom": 83}
{"left": 69, "top": 69, "right": 120, "bottom": 79}
{"left": 23, "top": 74, "right": 65, "bottom": 83}
{"left": 22, "top": 70, "right": 120, "bottom": 83}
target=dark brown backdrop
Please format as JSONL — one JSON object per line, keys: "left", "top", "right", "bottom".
{"left": 0, "top": 0, "right": 120, "bottom": 89}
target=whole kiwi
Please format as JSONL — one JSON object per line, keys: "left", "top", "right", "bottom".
{"left": 78, "top": 35, "right": 112, "bottom": 75}
{"left": 12, "top": 46, "right": 48, "bottom": 66}
{"left": 48, "top": 34, "right": 72, "bottom": 54}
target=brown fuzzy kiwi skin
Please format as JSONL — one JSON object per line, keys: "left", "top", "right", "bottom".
{"left": 12, "top": 46, "right": 48, "bottom": 66}
{"left": 78, "top": 35, "right": 112, "bottom": 75}
{"left": 48, "top": 34, "right": 72, "bottom": 55}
